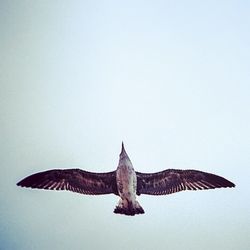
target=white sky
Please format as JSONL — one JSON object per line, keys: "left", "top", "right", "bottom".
{"left": 1, "top": 1, "right": 250, "bottom": 249}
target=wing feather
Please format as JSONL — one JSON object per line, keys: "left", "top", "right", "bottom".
{"left": 136, "top": 169, "right": 235, "bottom": 195}
{"left": 17, "top": 169, "right": 118, "bottom": 195}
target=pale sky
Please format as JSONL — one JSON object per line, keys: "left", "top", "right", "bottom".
{"left": 1, "top": 1, "right": 250, "bottom": 249}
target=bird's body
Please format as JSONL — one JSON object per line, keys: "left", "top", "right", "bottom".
{"left": 17, "top": 143, "right": 235, "bottom": 216}
{"left": 114, "top": 143, "right": 144, "bottom": 215}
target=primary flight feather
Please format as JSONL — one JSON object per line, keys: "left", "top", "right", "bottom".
{"left": 17, "top": 143, "right": 235, "bottom": 216}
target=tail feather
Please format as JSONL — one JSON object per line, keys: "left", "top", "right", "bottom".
{"left": 114, "top": 200, "right": 144, "bottom": 216}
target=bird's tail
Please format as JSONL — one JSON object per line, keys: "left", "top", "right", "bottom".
{"left": 114, "top": 199, "right": 144, "bottom": 216}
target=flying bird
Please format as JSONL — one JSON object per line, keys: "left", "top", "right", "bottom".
{"left": 17, "top": 143, "right": 235, "bottom": 216}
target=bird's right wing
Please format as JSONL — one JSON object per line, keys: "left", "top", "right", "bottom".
{"left": 17, "top": 169, "right": 118, "bottom": 195}
{"left": 136, "top": 169, "right": 235, "bottom": 195}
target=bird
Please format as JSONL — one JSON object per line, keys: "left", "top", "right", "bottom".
{"left": 17, "top": 142, "right": 235, "bottom": 216}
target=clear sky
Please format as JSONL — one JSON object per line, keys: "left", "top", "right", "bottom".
{"left": 1, "top": 1, "right": 249, "bottom": 249}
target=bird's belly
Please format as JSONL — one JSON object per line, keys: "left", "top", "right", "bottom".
{"left": 116, "top": 165, "right": 137, "bottom": 200}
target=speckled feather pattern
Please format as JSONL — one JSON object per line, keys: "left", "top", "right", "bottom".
{"left": 17, "top": 143, "right": 235, "bottom": 216}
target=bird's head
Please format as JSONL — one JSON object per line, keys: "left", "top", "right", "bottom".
{"left": 118, "top": 142, "right": 133, "bottom": 167}
{"left": 119, "top": 142, "right": 130, "bottom": 159}
{"left": 120, "top": 142, "right": 127, "bottom": 157}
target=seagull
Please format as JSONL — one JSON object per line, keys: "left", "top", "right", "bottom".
{"left": 17, "top": 142, "right": 235, "bottom": 216}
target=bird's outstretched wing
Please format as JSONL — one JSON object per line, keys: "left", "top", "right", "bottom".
{"left": 136, "top": 169, "right": 235, "bottom": 195}
{"left": 17, "top": 169, "right": 118, "bottom": 195}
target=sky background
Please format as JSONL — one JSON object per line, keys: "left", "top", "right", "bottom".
{"left": 1, "top": 0, "right": 250, "bottom": 249}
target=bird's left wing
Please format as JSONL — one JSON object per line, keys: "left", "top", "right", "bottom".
{"left": 136, "top": 169, "right": 235, "bottom": 195}
{"left": 17, "top": 169, "right": 118, "bottom": 195}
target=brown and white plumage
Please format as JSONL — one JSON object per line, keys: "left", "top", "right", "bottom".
{"left": 17, "top": 143, "right": 235, "bottom": 216}
{"left": 136, "top": 169, "right": 234, "bottom": 195}
{"left": 17, "top": 169, "right": 118, "bottom": 195}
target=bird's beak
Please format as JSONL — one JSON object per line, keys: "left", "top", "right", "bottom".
{"left": 121, "top": 142, "right": 126, "bottom": 155}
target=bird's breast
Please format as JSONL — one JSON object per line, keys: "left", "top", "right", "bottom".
{"left": 116, "top": 164, "right": 137, "bottom": 198}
